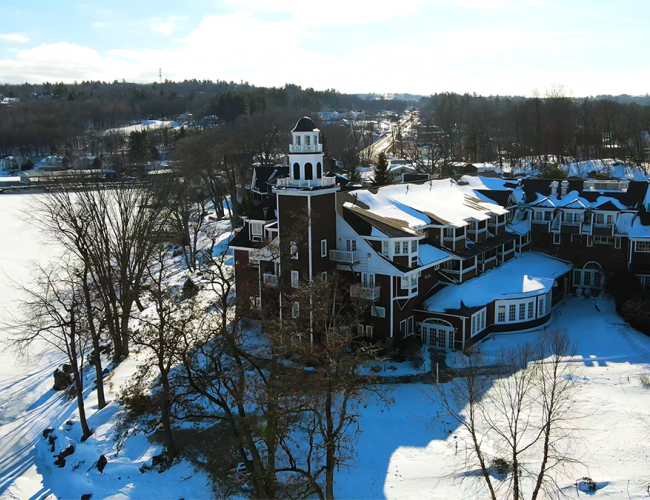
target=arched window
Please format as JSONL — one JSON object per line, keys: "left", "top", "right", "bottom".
{"left": 305, "top": 162, "right": 313, "bottom": 180}
{"left": 316, "top": 162, "right": 322, "bottom": 178}
{"left": 293, "top": 162, "right": 301, "bottom": 180}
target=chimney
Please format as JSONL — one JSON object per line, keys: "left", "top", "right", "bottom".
{"left": 550, "top": 181, "right": 558, "bottom": 196}
{"left": 560, "top": 180, "right": 569, "bottom": 196}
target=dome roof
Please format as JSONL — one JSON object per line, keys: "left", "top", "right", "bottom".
{"left": 292, "top": 116, "right": 316, "bottom": 132}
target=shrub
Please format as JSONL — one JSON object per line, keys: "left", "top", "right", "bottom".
{"left": 640, "top": 372, "right": 650, "bottom": 387}
{"left": 490, "top": 458, "right": 511, "bottom": 475}
{"left": 620, "top": 297, "right": 650, "bottom": 335}
{"left": 397, "top": 335, "right": 423, "bottom": 369}
{"left": 180, "top": 277, "right": 199, "bottom": 300}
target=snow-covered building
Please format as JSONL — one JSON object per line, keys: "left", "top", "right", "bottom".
{"left": 231, "top": 117, "right": 650, "bottom": 351}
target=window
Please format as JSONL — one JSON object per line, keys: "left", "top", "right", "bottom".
{"left": 251, "top": 222, "right": 263, "bottom": 236}
{"left": 366, "top": 325, "right": 373, "bottom": 338}
{"left": 400, "top": 319, "right": 406, "bottom": 336}
{"left": 471, "top": 308, "right": 487, "bottom": 336}
{"left": 411, "top": 240, "right": 418, "bottom": 253}
{"left": 291, "top": 270, "right": 299, "bottom": 288}
{"left": 293, "top": 162, "right": 300, "bottom": 180}
{"left": 519, "top": 302, "right": 526, "bottom": 321}
{"left": 410, "top": 274, "right": 418, "bottom": 290}
{"left": 316, "top": 162, "right": 322, "bottom": 178}
{"left": 291, "top": 241, "right": 298, "bottom": 259}
{"left": 544, "top": 211, "right": 553, "bottom": 221}
{"left": 573, "top": 269, "right": 581, "bottom": 287}
{"left": 401, "top": 276, "right": 409, "bottom": 289}
{"left": 497, "top": 305, "right": 506, "bottom": 323}
{"left": 371, "top": 306, "right": 385, "bottom": 318}
{"left": 538, "top": 296, "right": 546, "bottom": 317}
{"left": 444, "top": 227, "right": 456, "bottom": 238}
{"left": 361, "top": 272, "right": 375, "bottom": 288}
{"left": 394, "top": 241, "right": 402, "bottom": 254}
{"left": 583, "top": 272, "right": 591, "bottom": 286}
{"left": 345, "top": 239, "right": 357, "bottom": 252}
{"left": 528, "top": 301, "right": 534, "bottom": 319}
{"left": 292, "top": 302, "right": 299, "bottom": 318}
{"left": 594, "top": 236, "right": 614, "bottom": 245}
{"left": 636, "top": 241, "right": 650, "bottom": 253}
{"left": 587, "top": 236, "right": 593, "bottom": 248}
{"left": 553, "top": 233, "right": 561, "bottom": 245}
{"left": 381, "top": 241, "right": 389, "bottom": 255}
{"left": 533, "top": 210, "right": 543, "bottom": 221}
{"left": 469, "top": 220, "right": 478, "bottom": 231}
{"left": 321, "top": 239, "right": 327, "bottom": 257}
{"left": 305, "top": 162, "right": 313, "bottom": 180}
{"left": 615, "top": 237, "right": 621, "bottom": 249}
{"left": 594, "top": 213, "right": 615, "bottom": 225}
{"left": 321, "top": 272, "right": 327, "bottom": 281}
{"left": 509, "top": 304, "right": 517, "bottom": 322}
{"left": 305, "top": 135, "right": 310, "bottom": 146}
{"left": 402, "top": 241, "right": 409, "bottom": 254}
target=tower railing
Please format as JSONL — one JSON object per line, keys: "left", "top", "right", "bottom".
{"left": 289, "top": 144, "right": 323, "bottom": 153}
{"left": 276, "top": 177, "right": 336, "bottom": 189}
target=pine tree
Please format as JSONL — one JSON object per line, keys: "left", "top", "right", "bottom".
{"left": 372, "top": 151, "right": 392, "bottom": 186}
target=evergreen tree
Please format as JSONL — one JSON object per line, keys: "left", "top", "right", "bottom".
{"left": 372, "top": 151, "right": 392, "bottom": 186}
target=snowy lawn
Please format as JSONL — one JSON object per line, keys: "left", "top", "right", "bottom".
{"left": 336, "top": 295, "right": 650, "bottom": 499}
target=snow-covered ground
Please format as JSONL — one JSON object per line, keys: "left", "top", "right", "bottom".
{"left": 3, "top": 193, "right": 650, "bottom": 499}
{"left": 336, "top": 296, "right": 650, "bottom": 499}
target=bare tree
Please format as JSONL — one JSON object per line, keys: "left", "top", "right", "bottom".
{"left": 34, "top": 179, "right": 170, "bottom": 361}
{"left": 430, "top": 329, "right": 581, "bottom": 500}
{"left": 6, "top": 262, "right": 94, "bottom": 440}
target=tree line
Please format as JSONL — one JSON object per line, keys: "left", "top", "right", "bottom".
{"left": 418, "top": 90, "right": 650, "bottom": 171}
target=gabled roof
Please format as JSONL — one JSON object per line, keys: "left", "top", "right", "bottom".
{"left": 244, "top": 197, "right": 277, "bottom": 221}
{"left": 343, "top": 205, "right": 419, "bottom": 238}
{"left": 474, "top": 189, "right": 514, "bottom": 208}
{"left": 591, "top": 200, "right": 621, "bottom": 211}
{"left": 531, "top": 197, "right": 555, "bottom": 208}
{"left": 252, "top": 166, "right": 289, "bottom": 192}
{"left": 562, "top": 199, "right": 587, "bottom": 209}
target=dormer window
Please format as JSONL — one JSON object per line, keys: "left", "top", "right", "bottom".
{"left": 251, "top": 222, "right": 263, "bottom": 236}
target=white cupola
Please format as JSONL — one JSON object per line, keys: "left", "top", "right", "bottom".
{"left": 289, "top": 116, "right": 324, "bottom": 183}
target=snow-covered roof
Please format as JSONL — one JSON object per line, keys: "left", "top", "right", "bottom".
{"left": 422, "top": 252, "right": 572, "bottom": 312}
{"left": 627, "top": 216, "right": 650, "bottom": 239}
{"left": 349, "top": 177, "right": 509, "bottom": 230}
{"left": 418, "top": 244, "right": 452, "bottom": 266}
{"left": 616, "top": 212, "right": 635, "bottom": 235}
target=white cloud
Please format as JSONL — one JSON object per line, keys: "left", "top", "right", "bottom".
{"left": 0, "top": 33, "right": 30, "bottom": 43}
{"left": 149, "top": 16, "right": 188, "bottom": 35}
{"left": 0, "top": 11, "right": 646, "bottom": 97}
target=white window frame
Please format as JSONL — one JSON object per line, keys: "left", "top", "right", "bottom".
{"left": 494, "top": 297, "right": 540, "bottom": 325}
{"left": 470, "top": 308, "right": 487, "bottom": 336}
{"left": 345, "top": 239, "right": 357, "bottom": 252}
{"left": 371, "top": 306, "right": 385, "bottom": 318}
{"left": 381, "top": 240, "right": 389, "bottom": 255}
{"left": 594, "top": 235, "right": 614, "bottom": 245}
{"left": 636, "top": 241, "right": 650, "bottom": 253}
{"left": 251, "top": 221, "right": 263, "bottom": 236}
{"left": 361, "top": 272, "right": 375, "bottom": 288}
{"left": 553, "top": 233, "right": 561, "bottom": 245}
{"left": 401, "top": 276, "right": 409, "bottom": 289}
{"left": 291, "top": 270, "right": 299, "bottom": 288}
{"left": 365, "top": 325, "right": 373, "bottom": 337}
{"left": 321, "top": 239, "right": 327, "bottom": 257}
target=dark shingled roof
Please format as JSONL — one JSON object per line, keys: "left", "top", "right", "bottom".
{"left": 443, "top": 233, "right": 519, "bottom": 260}
{"left": 245, "top": 197, "right": 277, "bottom": 221}
{"left": 292, "top": 116, "right": 317, "bottom": 132}
{"left": 475, "top": 189, "right": 514, "bottom": 207}
{"left": 253, "top": 166, "right": 288, "bottom": 192}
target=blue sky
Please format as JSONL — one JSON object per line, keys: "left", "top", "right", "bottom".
{"left": 0, "top": 0, "right": 649, "bottom": 96}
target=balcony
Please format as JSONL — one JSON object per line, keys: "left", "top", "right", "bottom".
{"left": 262, "top": 273, "right": 278, "bottom": 287}
{"left": 275, "top": 176, "right": 336, "bottom": 189}
{"left": 350, "top": 284, "right": 380, "bottom": 301}
{"left": 289, "top": 144, "right": 323, "bottom": 153}
{"left": 329, "top": 249, "right": 360, "bottom": 264}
